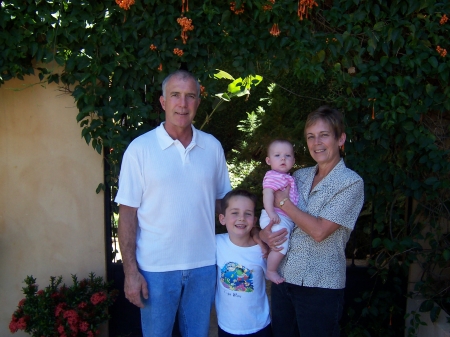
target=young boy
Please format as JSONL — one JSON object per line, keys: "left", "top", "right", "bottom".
{"left": 215, "top": 190, "right": 272, "bottom": 337}
{"left": 260, "top": 139, "right": 299, "bottom": 284}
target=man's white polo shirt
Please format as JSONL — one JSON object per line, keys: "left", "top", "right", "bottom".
{"left": 115, "top": 123, "right": 231, "bottom": 272}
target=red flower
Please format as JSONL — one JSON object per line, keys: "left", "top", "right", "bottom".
{"left": 78, "top": 302, "right": 88, "bottom": 309}
{"left": 10, "top": 314, "right": 27, "bottom": 332}
{"left": 115, "top": 0, "right": 135, "bottom": 10}
{"left": 63, "top": 309, "right": 79, "bottom": 332}
{"left": 90, "top": 292, "right": 107, "bottom": 305}
{"left": 269, "top": 23, "right": 280, "bottom": 37}
{"left": 14, "top": 316, "right": 28, "bottom": 330}
{"left": 37, "top": 290, "right": 44, "bottom": 296}
{"left": 9, "top": 315, "right": 19, "bottom": 333}
{"left": 18, "top": 298, "right": 26, "bottom": 307}
{"left": 58, "top": 325, "right": 65, "bottom": 334}
{"left": 79, "top": 320, "right": 89, "bottom": 332}
{"left": 55, "top": 303, "right": 67, "bottom": 317}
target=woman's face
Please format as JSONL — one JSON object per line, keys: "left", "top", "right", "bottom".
{"left": 305, "top": 119, "right": 345, "bottom": 167}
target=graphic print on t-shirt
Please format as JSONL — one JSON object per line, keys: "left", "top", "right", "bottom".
{"left": 220, "top": 262, "right": 254, "bottom": 292}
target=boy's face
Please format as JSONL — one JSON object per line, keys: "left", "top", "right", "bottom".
{"left": 219, "top": 196, "right": 256, "bottom": 238}
{"left": 265, "top": 142, "right": 295, "bottom": 173}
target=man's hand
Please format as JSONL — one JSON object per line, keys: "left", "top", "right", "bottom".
{"left": 124, "top": 271, "right": 148, "bottom": 308}
{"left": 259, "top": 220, "right": 288, "bottom": 251}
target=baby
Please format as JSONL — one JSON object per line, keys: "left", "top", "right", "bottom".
{"left": 260, "top": 139, "right": 299, "bottom": 284}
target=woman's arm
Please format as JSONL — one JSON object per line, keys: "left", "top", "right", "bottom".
{"left": 274, "top": 186, "right": 340, "bottom": 242}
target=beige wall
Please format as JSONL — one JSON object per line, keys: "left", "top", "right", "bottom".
{"left": 0, "top": 72, "right": 105, "bottom": 336}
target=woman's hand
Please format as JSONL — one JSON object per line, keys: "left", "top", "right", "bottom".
{"left": 274, "top": 184, "right": 291, "bottom": 206}
{"left": 259, "top": 220, "right": 288, "bottom": 251}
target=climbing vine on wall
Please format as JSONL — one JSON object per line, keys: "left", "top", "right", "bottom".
{"left": 1, "top": 0, "right": 450, "bottom": 335}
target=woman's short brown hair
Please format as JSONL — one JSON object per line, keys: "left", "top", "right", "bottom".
{"left": 304, "top": 106, "right": 345, "bottom": 140}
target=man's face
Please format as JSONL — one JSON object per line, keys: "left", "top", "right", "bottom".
{"left": 159, "top": 75, "right": 200, "bottom": 134}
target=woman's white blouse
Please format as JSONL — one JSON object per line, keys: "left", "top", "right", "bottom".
{"left": 279, "top": 159, "right": 364, "bottom": 289}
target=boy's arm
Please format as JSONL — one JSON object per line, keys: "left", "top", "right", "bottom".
{"left": 263, "top": 188, "right": 280, "bottom": 223}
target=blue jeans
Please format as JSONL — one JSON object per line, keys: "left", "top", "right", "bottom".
{"left": 140, "top": 265, "right": 216, "bottom": 337}
{"left": 271, "top": 282, "right": 344, "bottom": 337}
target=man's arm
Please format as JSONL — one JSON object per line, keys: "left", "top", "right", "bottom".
{"left": 118, "top": 204, "right": 148, "bottom": 308}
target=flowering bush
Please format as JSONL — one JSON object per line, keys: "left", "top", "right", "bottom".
{"left": 10, "top": 273, "right": 118, "bottom": 337}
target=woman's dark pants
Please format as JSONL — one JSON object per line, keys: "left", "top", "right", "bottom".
{"left": 271, "top": 282, "right": 344, "bottom": 337}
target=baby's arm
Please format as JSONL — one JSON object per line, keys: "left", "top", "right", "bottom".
{"left": 263, "top": 188, "right": 280, "bottom": 224}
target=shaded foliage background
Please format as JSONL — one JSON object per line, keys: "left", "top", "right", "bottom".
{"left": 1, "top": 0, "right": 450, "bottom": 335}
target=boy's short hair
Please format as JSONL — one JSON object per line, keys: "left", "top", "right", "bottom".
{"left": 267, "top": 139, "right": 294, "bottom": 156}
{"left": 221, "top": 189, "right": 258, "bottom": 214}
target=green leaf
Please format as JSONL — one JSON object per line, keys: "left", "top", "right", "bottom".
{"left": 214, "top": 69, "right": 235, "bottom": 81}
{"left": 428, "top": 57, "right": 438, "bottom": 68}
{"left": 424, "top": 177, "right": 438, "bottom": 185}
{"left": 373, "top": 22, "right": 385, "bottom": 31}
{"left": 96, "top": 183, "right": 105, "bottom": 194}
{"left": 430, "top": 306, "right": 441, "bottom": 323}
{"left": 215, "top": 93, "right": 231, "bottom": 101}
{"left": 394, "top": 76, "right": 404, "bottom": 88}
{"left": 402, "top": 121, "right": 414, "bottom": 131}
{"left": 419, "top": 300, "right": 434, "bottom": 313}
{"left": 372, "top": 237, "right": 382, "bottom": 248}
{"left": 443, "top": 250, "right": 450, "bottom": 261}
{"left": 317, "top": 50, "right": 325, "bottom": 63}
{"left": 426, "top": 84, "right": 437, "bottom": 96}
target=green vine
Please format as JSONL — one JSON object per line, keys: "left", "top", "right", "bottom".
{"left": 2, "top": 0, "right": 450, "bottom": 335}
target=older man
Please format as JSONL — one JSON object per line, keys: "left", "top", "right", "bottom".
{"left": 115, "top": 70, "right": 231, "bottom": 337}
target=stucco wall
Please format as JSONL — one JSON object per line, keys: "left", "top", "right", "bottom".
{"left": 0, "top": 73, "right": 105, "bottom": 336}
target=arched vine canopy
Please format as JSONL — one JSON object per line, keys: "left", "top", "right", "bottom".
{"left": 1, "top": 0, "right": 450, "bottom": 335}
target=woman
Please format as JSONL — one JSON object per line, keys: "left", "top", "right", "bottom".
{"left": 260, "top": 106, "right": 364, "bottom": 337}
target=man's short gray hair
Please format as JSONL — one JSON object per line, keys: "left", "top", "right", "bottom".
{"left": 162, "top": 70, "right": 200, "bottom": 98}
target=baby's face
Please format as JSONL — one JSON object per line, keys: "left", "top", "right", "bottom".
{"left": 266, "top": 142, "right": 295, "bottom": 173}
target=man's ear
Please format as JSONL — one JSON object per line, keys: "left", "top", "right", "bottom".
{"left": 159, "top": 95, "right": 166, "bottom": 110}
{"left": 219, "top": 214, "right": 226, "bottom": 226}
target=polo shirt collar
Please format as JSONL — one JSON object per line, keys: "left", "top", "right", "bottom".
{"left": 156, "top": 122, "right": 205, "bottom": 150}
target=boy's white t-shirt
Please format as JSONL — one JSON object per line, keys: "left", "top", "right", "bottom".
{"left": 215, "top": 234, "right": 271, "bottom": 334}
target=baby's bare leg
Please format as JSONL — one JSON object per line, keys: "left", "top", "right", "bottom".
{"left": 266, "top": 250, "right": 285, "bottom": 284}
